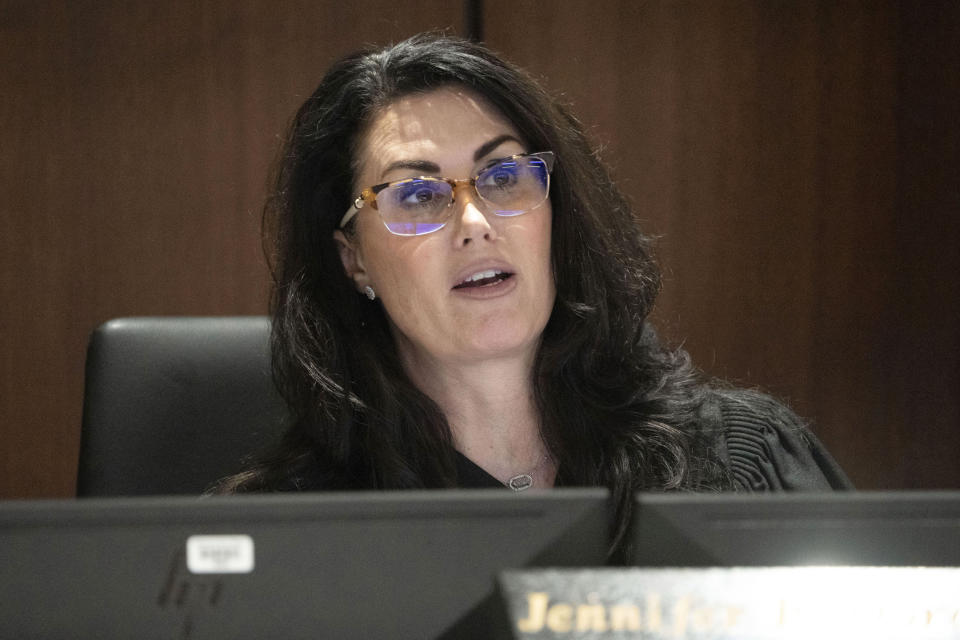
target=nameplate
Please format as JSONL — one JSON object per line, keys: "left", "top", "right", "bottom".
{"left": 498, "top": 567, "right": 960, "bottom": 639}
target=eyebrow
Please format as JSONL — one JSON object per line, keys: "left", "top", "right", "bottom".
{"left": 379, "top": 134, "right": 523, "bottom": 180}
{"left": 473, "top": 134, "right": 522, "bottom": 162}
{"left": 380, "top": 159, "right": 440, "bottom": 179}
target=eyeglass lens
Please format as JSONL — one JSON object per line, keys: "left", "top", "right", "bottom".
{"left": 379, "top": 154, "right": 551, "bottom": 236}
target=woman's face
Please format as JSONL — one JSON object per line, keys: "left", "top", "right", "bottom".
{"left": 335, "top": 86, "right": 556, "bottom": 369}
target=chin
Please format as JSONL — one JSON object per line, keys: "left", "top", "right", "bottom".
{"left": 459, "top": 325, "right": 543, "bottom": 361}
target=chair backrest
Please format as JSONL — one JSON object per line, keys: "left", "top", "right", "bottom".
{"left": 77, "top": 317, "right": 290, "bottom": 496}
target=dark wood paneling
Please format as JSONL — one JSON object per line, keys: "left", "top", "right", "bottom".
{"left": 485, "top": 0, "right": 960, "bottom": 488}
{"left": 3, "top": 1, "right": 957, "bottom": 497}
{"left": 892, "top": 1, "right": 960, "bottom": 487}
{"left": 0, "top": 1, "right": 464, "bottom": 497}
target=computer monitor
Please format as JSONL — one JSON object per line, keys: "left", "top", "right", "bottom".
{"left": 0, "top": 489, "right": 609, "bottom": 639}
{"left": 631, "top": 491, "right": 960, "bottom": 566}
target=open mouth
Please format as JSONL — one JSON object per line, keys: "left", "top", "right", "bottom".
{"left": 453, "top": 269, "right": 514, "bottom": 289}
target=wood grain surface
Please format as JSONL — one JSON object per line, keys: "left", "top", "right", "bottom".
{"left": 1, "top": 1, "right": 957, "bottom": 496}
{"left": 485, "top": 0, "right": 959, "bottom": 488}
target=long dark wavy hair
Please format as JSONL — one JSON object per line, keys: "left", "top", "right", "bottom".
{"left": 215, "top": 33, "right": 732, "bottom": 556}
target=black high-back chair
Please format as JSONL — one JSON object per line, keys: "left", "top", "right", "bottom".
{"left": 77, "top": 317, "right": 290, "bottom": 496}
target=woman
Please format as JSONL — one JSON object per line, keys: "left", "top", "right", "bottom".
{"left": 216, "top": 33, "right": 850, "bottom": 554}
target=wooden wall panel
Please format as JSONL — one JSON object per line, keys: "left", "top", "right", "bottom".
{"left": 485, "top": 0, "right": 960, "bottom": 488}
{"left": 892, "top": 1, "right": 960, "bottom": 487}
{"left": 0, "top": 1, "right": 464, "bottom": 497}
{"left": 3, "top": 1, "right": 957, "bottom": 497}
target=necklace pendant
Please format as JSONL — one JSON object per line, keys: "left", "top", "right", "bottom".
{"left": 507, "top": 473, "right": 534, "bottom": 492}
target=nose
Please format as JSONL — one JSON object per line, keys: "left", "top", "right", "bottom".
{"left": 451, "top": 183, "right": 496, "bottom": 246}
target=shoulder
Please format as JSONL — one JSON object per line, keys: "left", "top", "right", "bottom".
{"left": 698, "top": 387, "right": 853, "bottom": 491}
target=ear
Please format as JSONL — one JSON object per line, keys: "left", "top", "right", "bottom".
{"left": 333, "top": 230, "right": 371, "bottom": 291}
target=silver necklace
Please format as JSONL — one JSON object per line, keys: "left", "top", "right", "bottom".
{"left": 505, "top": 453, "right": 550, "bottom": 492}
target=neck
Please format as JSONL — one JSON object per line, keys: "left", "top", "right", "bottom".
{"left": 398, "top": 343, "right": 555, "bottom": 488}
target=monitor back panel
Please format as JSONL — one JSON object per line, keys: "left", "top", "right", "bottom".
{"left": 0, "top": 490, "right": 609, "bottom": 639}
{"left": 632, "top": 491, "right": 960, "bottom": 567}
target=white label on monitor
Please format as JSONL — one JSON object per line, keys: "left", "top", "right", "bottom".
{"left": 186, "top": 535, "right": 255, "bottom": 574}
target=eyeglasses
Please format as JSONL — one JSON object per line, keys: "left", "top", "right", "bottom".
{"left": 339, "top": 151, "right": 555, "bottom": 237}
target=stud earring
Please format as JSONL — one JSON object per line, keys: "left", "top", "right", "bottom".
{"left": 363, "top": 285, "right": 376, "bottom": 301}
